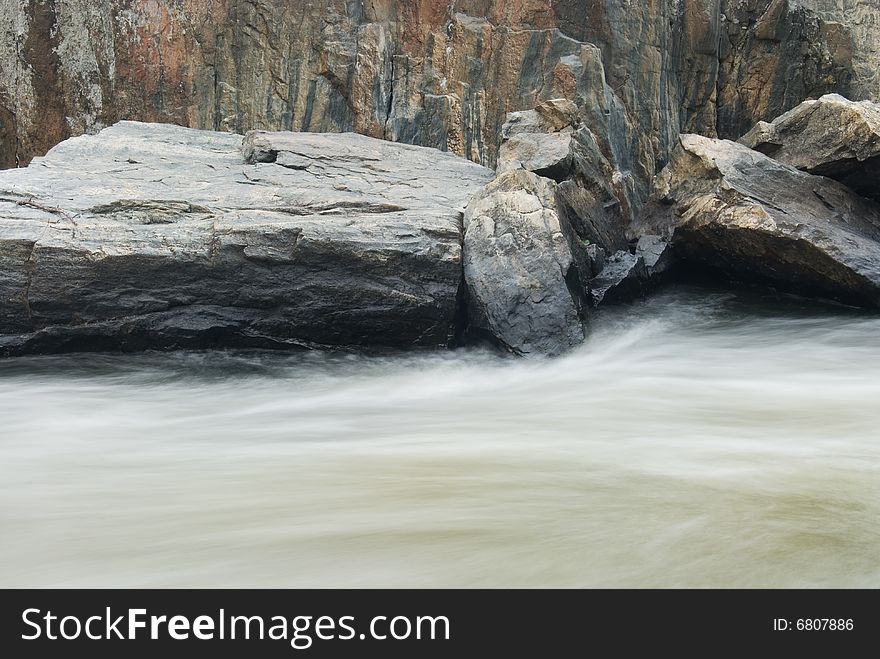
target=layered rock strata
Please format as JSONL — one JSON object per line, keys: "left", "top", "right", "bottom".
{"left": 1, "top": 0, "right": 855, "bottom": 219}
{"left": 740, "top": 94, "right": 880, "bottom": 201}
{"left": 0, "top": 122, "right": 493, "bottom": 354}
{"left": 640, "top": 133, "right": 880, "bottom": 307}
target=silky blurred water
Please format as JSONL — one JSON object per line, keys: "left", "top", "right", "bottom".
{"left": 1, "top": 286, "right": 878, "bottom": 587}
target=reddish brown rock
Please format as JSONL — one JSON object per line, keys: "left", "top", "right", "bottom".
{"left": 0, "top": 0, "right": 856, "bottom": 216}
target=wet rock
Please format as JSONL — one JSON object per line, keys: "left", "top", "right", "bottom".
{"left": 740, "top": 94, "right": 880, "bottom": 201}
{"left": 587, "top": 236, "right": 673, "bottom": 306}
{"left": 0, "top": 121, "right": 494, "bottom": 355}
{"left": 462, "top": 170, "right": 588, "bottom": 356}
{"left": 635, "top": 235, "right": 675, "bottom": 280}
{"left": 640, "top": 134, "right": 880, "bottom": 307}
{"left": 589, "top": 251, "right": 647, "bottom": 306}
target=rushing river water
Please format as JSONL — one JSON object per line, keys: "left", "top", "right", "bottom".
{"left": 1, "top": 285, "right": 878, "bottom": 588}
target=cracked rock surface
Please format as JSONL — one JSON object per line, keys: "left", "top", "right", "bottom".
{"left": 463, "top": 170, "right": 589, "bottom": 356}
{"left": 740, "top": 94, "right": 880, "bottom": 201}
{"left": 1, "top": 0, "right": 855, "bottom": 224}
{"left": 0, "top": 121, "right": 493, "bottom": 354}
{"left": 640, "top": 134, "right": 880, "bottom": 307}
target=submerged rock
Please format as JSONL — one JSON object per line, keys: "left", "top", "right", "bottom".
{"left": 463, "top": 170, "right": 589, "bottom": 356}
{"left": 640, "top": 134, "right": 880, "bottom": 307}
{"left": 0, "top": 122, "right": 493, "bottom": 355}
{"left": 740, "top": 94, "right": 880, "bottom": 201}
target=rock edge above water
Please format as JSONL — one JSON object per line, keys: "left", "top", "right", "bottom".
{"left": 0, "top": 122, "right": 493, "bottom": 355}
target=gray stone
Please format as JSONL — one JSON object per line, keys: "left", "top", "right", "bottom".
{"left": 635, "top": 235, "right": 675, "bottom": 280}
{"left": 498, "top": 99, "right": 580, "bottom": 182}
{"left": 797, "top": 0, "right": 880, "bottom": 102}
{"left": 1, "top": 0, "right": 854, "bottom": 237}
{"left": 499, "top": 99, "right": 629, "bottom": 255}
{"left": 0, "top": 121, "right": 494, "bottom": 355}
{"left": 587, "top": 236, "right": 674, "bottom": 306}
{"left": 740, "top": 94, "right": 880, "bottom": 201}
{"left": 589, "top": 251, "right": 647, "bottom": 306}
{"left": 463, "top": 170, "right": 588, "bottom": 356}
{"left": 640, "top": 134, "right": 880, "bottom": 307}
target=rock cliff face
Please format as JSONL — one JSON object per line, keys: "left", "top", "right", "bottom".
{"left": 797, "top": 0, "right": 880, "bottom": 101}
{"left": 0, "top": 0, "right": 856, "bottom": 211}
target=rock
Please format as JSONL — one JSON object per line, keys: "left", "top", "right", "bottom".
{"left": 589, "top": 251, "right": 647, "bottom": 306}
{"left": 710, "top": 0, "right": 856, "bottom": 141}
{"left": 0, "top": 121, "right": 494, "bottom": 355}
{"left": 587, "top": 236, "right": 674, "bottom": 306}
{"left": 0, "top": 0, "right": 854, "bottom": 224}
{"left": 798, "top": 0, "right": 880, "bottom": 102}
{"left": 463, "top": 170, "right": 588, "bottom": 356}
{"left": 740, "top": 94, "right": 880, "bottom": 201}
{"left": 498, "top": 99, "right": 580, "bottom": 181}
{"left": 635, "top": 235, "right": 675, "bottom": 280}
{"left": 497, "top": 98, "right": 672, "bottom": 310}
{"left": 640, "top": 134, "right": 880, "bottom": 307}
{"left": 499, "top": 100, "right": 629, "bottom": 254}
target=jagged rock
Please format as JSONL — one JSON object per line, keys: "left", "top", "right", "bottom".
{"left": 499, "top": 99, "right": 629, "bottom": 255}
{"left": 463, "top": 170, "right": 588, "bottom": 356}
{"left": 498, "top": 99, "right": 580, "bottom": 181}
{"left": 0, "top": 121, "right": 494, "bottom": 355}
{"left": 640, "top": 134, "right": 880, "bottom": 307}
{"left": 635, "top": 235, "right": 675, "bottom": 280}
{"left": 0, "top": 0, "right": 853, "bottom": 226}
{"left": 710, "top": 0, "right": 855, "bottom": 140}
{"left": 496, "top": 98, "right": 671, "bottom": 309}
{"left": 589, "top": 251, "right": 647, "bottom": 306}
{"left": 740, "top": 94, "right": 880, "bottom": 200}
{"left": 587, "top": 236, "right": 674, "bottom": 306}
{"left": 798, "top": 0, "right": 880, "bottom": 102}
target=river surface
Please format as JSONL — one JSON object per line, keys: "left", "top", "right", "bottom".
{"left": 1, "top": 286, "right": 878, "bottom": 588}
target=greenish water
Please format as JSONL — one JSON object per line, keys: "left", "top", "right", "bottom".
{"left": 1, "top": 286, "right": 878, "bottom": 587}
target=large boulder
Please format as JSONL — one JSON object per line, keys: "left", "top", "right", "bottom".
{"left": 497, "top": 99, "right": 673, "bottom": 311}
{"left": 740, "top": 94, "right": 880, "bottom": 200}
{"left": 0, "top": 121, "right": 493, "bottom": 355}
{"left": 639, "top": 134, "right": 880, "bottom": 307}
{"left": 463, "top": 170, "right": 589, "bottom": 356}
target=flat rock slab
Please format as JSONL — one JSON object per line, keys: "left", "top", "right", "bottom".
{"left": 740, "top": 94, "right": 880, "bottom": 201}
{"left": 0, "top": 122, "right": 493, "bottom": 354}
{"left": 641, "top": 134, "right": 880, "bottom": 307}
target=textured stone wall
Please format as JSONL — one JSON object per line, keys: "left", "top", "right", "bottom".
{"left": 797, "top": 0, "right": 879, "bottom": 102}
{"left": 0, "top": 0, "right": 856, "bottom": 209}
